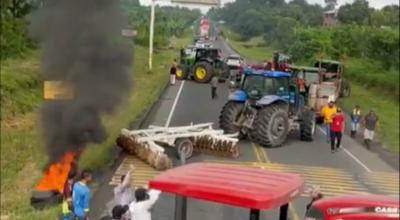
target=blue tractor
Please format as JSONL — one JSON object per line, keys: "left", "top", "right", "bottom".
{"left": 219, "top": 68, "right": 316, "bottom": 147}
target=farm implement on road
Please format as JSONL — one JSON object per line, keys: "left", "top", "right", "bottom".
{"left": 116, "top": 123, "right": 239, "bottom": 170}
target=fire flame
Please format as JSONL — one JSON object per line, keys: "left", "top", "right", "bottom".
{"left": 35, "top": 152, "right": 76, "bottom": 194}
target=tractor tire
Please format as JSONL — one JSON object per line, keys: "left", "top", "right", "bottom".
{"left": 219, "top": 101, "right": 244, "bottom": 135}
{"left": 300, "top": 110, "right": 316, "bottom": 141}
{"left": 176, "top": 65, "right": 187, "bottom": 80}
{"left": 251, "top": 104, "right": 289, "bottom": 147}
{"left": 193, "top": 62, "right": 213, "bottom": 83}
{"left": 340, "top": 80, "right": 351, "bottom": 97}
{"left": 175, "top": 138, "right": 193, "bottom": 160}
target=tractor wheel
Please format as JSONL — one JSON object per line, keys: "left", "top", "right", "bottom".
{"left": 340, "top": 80, "right": 351, "bottom": 97}
{"left": 175, "top": 138, "right": 193, "bottom": 160}
{"left": 193, "top": 62, "right": 213, "bottom": 83}
{"left": 251, "top": 104, "right": 289, "bottom": 147}
{"left": 219, "top": 101, "right": 244, "bottom": 135}
{"left": 300, "top": 110, "right": 316, "bottom": 141}
{"left": 176, "top": 65, "right": 187, "bottom": 80}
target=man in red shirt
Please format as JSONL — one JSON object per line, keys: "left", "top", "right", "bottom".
{"left": 330, "top": 107, "right": 345, "bottom": 153}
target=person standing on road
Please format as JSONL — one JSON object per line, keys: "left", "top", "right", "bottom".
{"left": 62, "top": 171, "right": 78, "bottom": 220}
{"left": 362, "top": 110, "right": 379, "bottom": 149}
{"left": 169, "top": 59, "right": 177, "bottom": 85}
{"left": 72, "top": 169, "right": 92, "bottom": 220}
{"left": 350, "top": 105, "right": 362, "bottom": 137}
{"left": 113, "top": 165, "right": 135, "bottom": 207}
{"left": 320, "top": 100, "right": 337, "bottom": 143}
{"left": 211, "top": 75, "right": 218, "bottom": 99}
{"left": 330, "top": 107, "right": 345, "bottom": 153}
{"left": 296, "top": 71, "right": 306, "bottom": 99}
{"left": 129, "top": 187, "right": 161, "bottom": 220}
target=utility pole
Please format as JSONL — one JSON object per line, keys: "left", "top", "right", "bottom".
{"left": 149, "top": 0, "right": 156, "bottom": 71}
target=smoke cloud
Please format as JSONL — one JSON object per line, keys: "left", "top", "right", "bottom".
{"left": 30, "top": 0, "right": 133, "bottom": 163}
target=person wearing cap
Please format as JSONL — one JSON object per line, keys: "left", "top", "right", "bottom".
{"left": 330, "top": 107, "right": 345, "bottom": 153}
{"left": 350, "top": 105, "right": 362, "bottom": 137}
{"left": 320, "top": 100, "right": 337, "bottom": 143}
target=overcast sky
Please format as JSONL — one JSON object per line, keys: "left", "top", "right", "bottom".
{"left": 139, "top": 0, "right": 399, "bottom": 13}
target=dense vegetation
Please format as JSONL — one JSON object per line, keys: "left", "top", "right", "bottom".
{"left": 1, "top": 0, "right": 201, "bottom": 61}
{"left": 209, "top": 0, "right": 399, "bottom": 100}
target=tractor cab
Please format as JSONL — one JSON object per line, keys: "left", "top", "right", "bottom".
{"left": 239, "top": 68, "right": 303, "bottom": 116}
{"left": 149, "top": 162, "right": 304, "bottom": 220}
{"left": 221, "top": 68, "right": 314, "bottom": 147}
{"left": 306, "top": 194, "right": 399, "bottom": 220}
{"left": 177, "top": 47, "right": 228, "bottom": 83}
{"left": 314, "top": 59, "right": 351, "bottom": 98}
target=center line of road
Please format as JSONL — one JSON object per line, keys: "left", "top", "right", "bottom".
{"left": 317, "top": 126, "right": 372, "bottom": 172}
{"left": 165, "top": 80, "right": 185, "bottom": 127}
{"left": 251, "top": 143, "right": 300, "bottom": 219}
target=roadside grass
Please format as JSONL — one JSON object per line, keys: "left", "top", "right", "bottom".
{"left": 219, "top": 26, "right": 274, "bottom": 62}
{"left": 0, "top": 34, "right": 190, "bottom": 219}
{"left": 218, "top": 27, "right": 399, "bottom": 152}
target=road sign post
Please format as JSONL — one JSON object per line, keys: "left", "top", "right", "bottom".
{"left": 149, "top": 0, "right": 156, "bottom": 71}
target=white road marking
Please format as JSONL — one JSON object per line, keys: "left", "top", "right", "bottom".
{"left": 165, "top": 80, "right": 185, "bottom": 127}
{"left": 317, "top": 126, "right": 372, "bottom": 172}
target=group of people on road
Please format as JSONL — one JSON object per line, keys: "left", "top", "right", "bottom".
{"left": 110, "top": 165, "right": 161, "bottom": 220}
{"left": 61, "top": 165, "right": 161, "bottom": 220}
{"left": 62, "top": 169, "right": 93, "bottom": 220}
{"left": 320, "top": 101, "right": 379, "bottom": 152}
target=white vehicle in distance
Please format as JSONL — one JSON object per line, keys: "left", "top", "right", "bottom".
{"left": 225, "top": 54, "right": 246, "bottom": 85}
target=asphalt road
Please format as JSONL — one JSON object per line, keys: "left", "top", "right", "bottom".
{"left": 91, "top": 37, "right": 399, "bottom": 220}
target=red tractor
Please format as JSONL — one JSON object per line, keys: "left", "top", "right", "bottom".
{"left": 250, "top": 52, "right": 292, "bottom": 72}
{"left": 306, "top": 194, "right": 399, "bottom": 220}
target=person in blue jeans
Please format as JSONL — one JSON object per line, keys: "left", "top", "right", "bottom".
{"left": 350, "top": 105, "right": 361, "bottom": 137}
{"left": 72, "top": 170, "right": 92, "bottom": 220}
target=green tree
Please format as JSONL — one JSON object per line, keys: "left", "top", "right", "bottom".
{"left": 337, "top": 0, "right": 371, "bottom": 25}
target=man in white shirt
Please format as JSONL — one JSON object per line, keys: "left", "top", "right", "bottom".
{"left": 129, "top": 187, "right": 161, "bottom": 220}
{"left": 113, "top": 165, "right": 135, "bottom": 206}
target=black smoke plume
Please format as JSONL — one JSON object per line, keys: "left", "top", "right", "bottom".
{"left": 30, "top": 0, "right": 133, "bottom": 163}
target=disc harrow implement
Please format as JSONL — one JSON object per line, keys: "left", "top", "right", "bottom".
{"left": 116, "top": 123, "right": 239, "bottom": 170}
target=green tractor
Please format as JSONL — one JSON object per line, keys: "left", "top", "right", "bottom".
{"left": 177, "top": 46, "right": 229, "bottom": 83}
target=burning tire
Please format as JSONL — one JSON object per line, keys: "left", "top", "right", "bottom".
{"left": 30, "top": 190, "right": 62, "bottom": 209}
{"left": 251, "top": 104, "right": 289, "bottom": 147}
{"left": 219, "top": 101, "right": 244, "bottom": 135}
{"left": 175, "top": 138, "right": 194, "bottom": 160}
{"left": 193, "top": 62, "right": 213, "bottom": 83}
{"left": 300, "top": 110, "right": 316, "bottom": 141}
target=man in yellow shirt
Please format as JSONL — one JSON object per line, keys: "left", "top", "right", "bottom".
{"left": 320, "top": 101, "right": 337, "bottom": 143}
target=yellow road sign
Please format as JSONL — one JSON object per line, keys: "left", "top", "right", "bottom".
{"left": 43, "top": 81, "right": 73, "bottom": 100}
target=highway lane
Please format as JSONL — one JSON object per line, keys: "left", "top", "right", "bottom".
{"left": 95, "top": 37, "right": 398, "bottom": 220}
